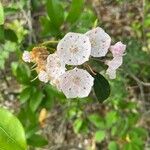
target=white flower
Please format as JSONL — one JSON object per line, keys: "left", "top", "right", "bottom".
{"left": 106, "top": 57, "right": 123, "bottom": 70}
{"left": 110, "top": 41, "right": 126, "bottom": 57}
{"left": 38, "top": 71, "right": 49, "bottom": 83}
{"left": 50, "top": 79, "right": 61, "bottom": 91}
{"left": 57, "top": 32, "right": 91, "bottom": 65}
{"left": 46, "top": 53, "right": 66, "bottom": 80}
{"left": 106, "top": 41, "right": 126, "bottom": 79}
{"left": 85, "top": 27, "right": 111, "bottom": 57}
{"left": 106, "top": 57, "right": 123, "bottom": 79}
{"left": 59, "top": 68, "right": 94, "bottom": 98}
{"left": 22, "top": 51, "right": 31, "bottom": 62}
{"left": 106, "top": 68, "right": 116, "bottom": 79}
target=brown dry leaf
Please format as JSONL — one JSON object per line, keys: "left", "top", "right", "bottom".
{"left": 31, "top": 46, "right": 49, "bottom": 72}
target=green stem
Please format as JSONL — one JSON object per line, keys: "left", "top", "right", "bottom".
{"left": 47, "top": 47, "right": 56, "bottom": 53}
{"left": 40, "top": 40, "right": 59, "bottom": 46}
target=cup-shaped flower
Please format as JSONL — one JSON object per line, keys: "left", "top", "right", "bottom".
{"left": 38, "top": 70, "right": 49, "bottom": 83}
{"left": 85, "top": 27, "right": 111, "bottom": 57}
{"left": 57, "top": 32, "right": 91, "bottom": 65}
{"left": 106, "top": 68, "right": 117, "bottom": 79}
{"left": 22, "top": 51, "right": 31, "bottom": 62}
{"left": 106, "top": 57, "right": 123, "bottom": 79}
{"left": 46, "top": 53, "right": 66, "bottom": 80}
{"left": 59, "top": 68, "right": 94, "bottom": 98}
{"left": 110, "top": 41, "right": 126, "bottom": 57}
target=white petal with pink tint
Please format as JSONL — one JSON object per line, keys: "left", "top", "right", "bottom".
{"left": 106, "top": 68, "right": 116, "bottom": 79}
{"left": 59, "top": 68, "right": 94, "bottom": 98}
{"left": 85, "top": 27, "right": 111, "bottom": 57}
{"left": 38, "top": 71, "right": 49, "bottom": 83}
{"left": 46, "top": 53, "right": 66, "bottom": 80}
{"left": 106, "top": 57, "right": 123, "bottom": 70}
{"left": 106, "top": 57, "right": 123, "bottom": 79}
{"left": 110, "top": 41, "right": 126, "bottom": 57}
{"left": 22, "top": 51, "right": 31, "bottom": 62}
{"left": 57, "top": 32, "right": 91, "bottom": 65}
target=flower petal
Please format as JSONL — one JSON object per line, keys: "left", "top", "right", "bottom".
{"left": 22, "top": 51, "right": 31, "bottom": 62}
{"left": 106, "top": 57, "right": 123, "bottom": 79}
{"left": 46, "top": 53, "right": 66, "bottom": 80}
{"left": 106, "top": 68, "right": 116, "bottom": 79}
{"left": 38, "top": 71, "right": 49, "bottom": 83}
{"left": 110, "top": 41, "right": 126, "bottom": 57}
{"left": 59, "top": 68, "right": 94, "bottom": 98}
{"left": 106, "top": 57, "right": 123, "bottom": 70}
{"left": 57, "top": 32, "right": 91, "bottom": 65}
{"left": 85, "top": 27, "right": 111, "bottom": 57}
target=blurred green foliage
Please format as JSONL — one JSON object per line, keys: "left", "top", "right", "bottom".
{"left": 0, "top": 107, "right": 27, "bottom": 150}
{"left": 0, "top": 0, "right": 149, "bottom": 150}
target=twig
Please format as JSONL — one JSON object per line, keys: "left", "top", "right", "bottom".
{"left": 21, "top": 0, "right": 36, "bottom": 44}
{"left": 128, "top": 72, "right": 150, "bottom": 87}
{"left": 125, "top": 71, "right": 146, "bottom": 101}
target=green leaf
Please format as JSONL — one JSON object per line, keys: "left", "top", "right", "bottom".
{"left": 44, "top": 84, "right": 65, "bottom": 99}
{"left": 29, "top": 89, "right": 44, "bottom": 112}
{"left": 88, "top": 114, "right": 105, "bottom": 129}
{"left": 132, "top": 127, "right": 147, "bottom": 138}
{"left": 3, "top": 41, "right": 17, "bottom": 52}
{"left": 40, "top": 16, "right": 60, "bottom": 37}
{"left": 11, "top": 62, "right": 19, "bottom": 76}
{"left": 0, "top": 2, "right": 4, "bottom": 25}
{"left": 108, "top": 141, "right": 118, "bottom": 150}
{"left": 73, "top": 118, "right": 83, "bottom": 134}
{"left": 25, "top": 125, "right": 38, "bottom": 139}
{"left": 18, "top": 107, "right": 38, "bottom": 132}
{"left": 93, "top": 73, "right": 110, "bottom": 102}
{"left": 0, "top": 25, "right": 4, "bottom": 41}
{"left": 27, "top": 134, "right": 48, "bottom": 147}
{"left": 111, "top": 126, "right": 118, "bottom": 136}
{"left": 20, "top": 87, "right": 32, "bottom": 103}
{"left": 0, "top": 107, "right": 27, "bottom": 150}
{"left": 94, "top": 130, "right": 106, "bottom": 143}
{"left": 79, "top": 120, "right": 89, "bottom": 134}
{"left": 105, "top": 111, "right": 118, "bottom": 128}
{"left": 123, "top": 143, "right": 141, "bottom": 150}
{"left": 46, "top": 0, "right": 64, "bottom": 28}
{"left": 4, "top": 7, "right": 19, "bottom": 16}
{"left": 5, "top": 29, "right": 18, "bottom": 42}
{"left": 74, "top": 9, "right": 96, "bottom": 33}
{"left": 31, "top": 0, "right": 41, "bottom": 11}
{"left": 67, "top": 0, "right": 84, "bottom": 23}
{"left": 123, "top": 143, "right": 132, "bottom": 150}
{"left": 16, "top": 63, "right": 31, "bottom": 84}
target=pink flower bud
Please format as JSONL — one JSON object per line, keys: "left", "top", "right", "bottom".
{"left": 110, "top": 41, "right": 126, "bottom": 57}
{"left": 22, "top": 51, "right": 31, "bottom": 62}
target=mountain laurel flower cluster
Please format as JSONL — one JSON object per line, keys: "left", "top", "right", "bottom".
{"left": 22, "top": 27, "right": 126, "bottom": 99}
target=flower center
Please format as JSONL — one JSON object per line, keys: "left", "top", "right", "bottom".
{"left": 56, "top": 61, "right": 61, "bottom": 67}
{"left": 72, "top": 76, "right": 81, "bottom": 85}
{"left": 69, "top": 46, "right": 79, "bottom": 54}
{"left": 91, "top": 38, "right": 97, "bottom": 47}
